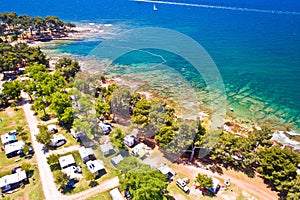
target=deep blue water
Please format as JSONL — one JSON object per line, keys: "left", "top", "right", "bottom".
{"left": 1, "top": 0, "right": 300, "bottom": 129}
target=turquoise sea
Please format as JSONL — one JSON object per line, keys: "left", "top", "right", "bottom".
{"left": 1, "top": 0, "right": 300, "bottom": 132}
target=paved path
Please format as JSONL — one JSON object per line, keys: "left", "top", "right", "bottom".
{"left": 22, "top": 93, "right": 120, "bottom": 200}
{"left": 63, "top": 177, "right": 120, "bottom": 200}
{"left": 47, "top": 145, "right": 80, "bottom": 157}
{"left": 172, "top": 164, "right": 278, "bottom": 200}
{"left": 22, "top": 94, "right": 63, "bottom": 200}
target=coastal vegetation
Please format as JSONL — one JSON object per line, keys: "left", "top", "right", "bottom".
{"left": 195, "top": 174, "right": 213, "bottom": 188}
{"left": 0, "top": 12, "right": 75, "bottom": 42}
{"left": 0, "top": 42, "right": 47, "bottom": 72}
{"left": 119, "top": 157, "right": 168, "bottom": 200}
{"left": 0, "top": 12, "right": 299, "bottom": 199}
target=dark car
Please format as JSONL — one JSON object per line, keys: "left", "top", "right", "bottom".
{"left": 12, "top": 166, "right": 22, "bottom": 173}
{"left": 125, "top": 190, "right": 131, "bottom": 199}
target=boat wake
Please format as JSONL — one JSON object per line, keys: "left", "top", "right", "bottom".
{"left": 133, "top": 0, "right": 300, "bottom": 15}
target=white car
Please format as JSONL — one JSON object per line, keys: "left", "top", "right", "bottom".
{"left": 176, "top": 178, "right": 190, "bottom": 193}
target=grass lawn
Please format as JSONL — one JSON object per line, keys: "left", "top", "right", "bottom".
{"left": 0, "top": 107, "right": 44, "bottom": 200}
{"left": 0, "top": 107, "right": 32, "bottom": 169}
{"left": 48, "top": 129, "right": 78, "bottom": 150}
{"left": 167, "top": 181, "right": 193, "bottom": 200}
{"left": 86, "top": 190, "right": 111, "bottom": 200}
{"left": 60, "top": 130, "right": 78, "bottom": 148}
{"left": 1, "top": 164, "right": 44, "bottom": 200}
{"left": 54, "top": 149, "right": 118, "bottom": 195}
{"left": 0, "top": 107, "right": 28, "bottom": 135}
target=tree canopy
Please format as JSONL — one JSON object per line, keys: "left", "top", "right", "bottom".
{"left": 119, "top": 157, "right": 168, "bottom": 200}
{"left": 2, "top": 80, "right": 21, "bottom": 99}
{"left": 55, "top": 57, "right": 81, "bottom": 81}
{"left": 257, "top": 146, "right": 300, "bottom": 192}
{"left": 195, "top": 174, "right": 213, "bottom": 188}
{"left": 0, "top": 42, "right": 47, "bottom": 72}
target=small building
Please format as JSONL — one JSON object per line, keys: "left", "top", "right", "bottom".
{"left": 70, "top": 129, "right": 90, "bottom": 145}
{"left": 109, "top": 188, "right": 124, "bottom": 200}
{"left": 0, "top": 171, "right": 27, "bottom": 193}
{"left": 100, "top": 142, "right": 115, "bottom": 157}
{"left": 50, "top": 134, "right": 66, "bottom": 147}
{"left": 59, "top": 154, "right": 82, "bottom": 179}
{"left": 78, "top": 147, "right": 95, "bottom": 163}
{"left": 131, "top": 143, "right": 147, "bottom": 158}
{"left": 47, "top": 124, "right": 57, "bottom": 133}
{"left": 123, "top": 135, "right": 135, "bottom": 147}
{"left": 111, "top": 154, "right": 124, "bottom": 168}
{"left": 99, "top": 122, "right": 112, "bottom": 135}
{"left": 86, "top": 159, "right": 105, "bottom": 176}
{"left": 1, "top": 133, "right": 17, "bottom": 146}
{"left": 5, "top": 141, "right": 25, "bottom": 158}
{"left": 158, "top": 165, "right": 176, "bottom": 181}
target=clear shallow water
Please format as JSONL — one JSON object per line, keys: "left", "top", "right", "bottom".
{"left": 1, "top": 0, "right": 299, "bottom": 131}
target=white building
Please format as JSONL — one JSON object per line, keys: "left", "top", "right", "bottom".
{"left": 59, "top": 154, "right": 82, "bottom": 179}
{"left": 109, "top": 188, "right": 124, "bottom": 200}
{"left": 100, "top": 142, "right": 115, "bottom": 157}
{"left": 78, "top": 147, "right": 95, "bottom": 163}
{"left": 158, "top": 165, "right": 175, "bottom": 181}
{"left": 50, "top": 134, "right": 66, "bottom": 147}
{"left": 47, "top": 124, "right": 57, "bottom": 133}
{"left": 5, "top": 141, "right": 25, "bottom": 158}
{"left": 0, "top": 171, "right": 27, "bottom": 192}
{"left": 131, "top": 143, "right": 147, "bottom": 158}
{"left": 123, "top": 135, "right": 135, "bottom": 147}
{"left": 1, "top": 132, "right": 17, "bottom": 146}
{"left": 86, "top": 160, "right": 105, "bottom": 175}
{"left": 111, "top": 154, "right": 124, "bottom": 168}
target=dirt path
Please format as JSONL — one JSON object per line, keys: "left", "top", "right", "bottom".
{"left": 47, "top": 145, "right": 80, "bottom": 156}
{"left": 172, "top": 164, "right": 278, "bottom": 200}
{"left": 22, "top": 93, "right": 63, "bottom": 200}
{"left": 22, "top": 92, "right": 119, "bottom": 200}
{"left": 63, "top": 177, "right": 120, "bottom": 200}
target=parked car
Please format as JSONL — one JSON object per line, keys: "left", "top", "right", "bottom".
{"left": 176, "top": 178, "right": 190, "bottom": 194}
{"left": 12, "top": 166, "right": 22, "bottom": 174}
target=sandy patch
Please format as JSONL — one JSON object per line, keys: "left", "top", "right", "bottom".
{"left": 5, "top": 108, "right": 15, "bottom": 117}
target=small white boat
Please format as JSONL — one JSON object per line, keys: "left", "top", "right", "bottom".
{"left": 153, "top": 4, "right": 158, "bottom": 11}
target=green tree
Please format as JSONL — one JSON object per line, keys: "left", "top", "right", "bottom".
{"left": 110, "top": 128, "right": 125, "bottom": 148}
{"left": 72, "top": 118, "right": 92, "bottom": 135}
{"left": 132, "top": 99, "right": 151, "bottom": 126}
{"left": 22, "top": 144, "right": 30, "bottom": 155}
{"left": 60, "top": 107, "right": 74, "bottom": 125}
{"left": 25, "top": 63, "right": 47, "bottom": 78}
{"left": 287, "top": 176, "right": 300, "bottom": 200}
{"left": 95, "top": 98, "right": 111, "bottom": 119}
{"left": 50, "top": 92, "right": 72, "bottom": 118}
{"left": 195, "top": 174, "right": 213, "bottom": 188}
{"left": 22, "top": 79, "right": 37, "bottom": 101}
{"left": 36, "top": 125, "right": 52, "bottom": 145}
{"left": 258, "top": 147, "right": 300, "bottom": 193}
{"left": 16, "top": 125, "right": 25, "bottom": 134}
{"left": 55, "top": 57, "right": 80, "bottom": 81}
{"left": 120, "top": 163, "right": 167, "bottom": 200}
{"left": 85, "top": 171, "right": 96, "bottom": 181}
{"left": 34, "top": 97, "right": 47, "bottom": 116}
{"left": 77, "top": 94, "right": 93, "bottom": 116}
{"left": 118, "top": 157, "right": 150, "bottom": 173}
{"left": 47, "top": 154, "right": 59, "bottom": 166}
{"left": 54, "top": 171, "right": 70, "bottom": 189}
{"left": 21, "top": 134, "right": 29, "bottom": 143}
{"left": 2, "top": 80, "right": 21, "bottom": 99}
{"left": 21, "top": 162, "right": 33, "bottom": 171}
